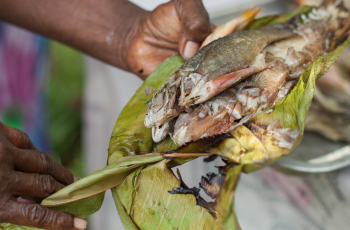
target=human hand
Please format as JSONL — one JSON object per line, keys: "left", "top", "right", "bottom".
{"left": 125, "top": 0, "right": 212, "bottom": 79}
{"left": 0, "top": 0, "right": 211, "bottom": 79}
{"left": 0, "top": 122, "right": 87, "bottom": 230}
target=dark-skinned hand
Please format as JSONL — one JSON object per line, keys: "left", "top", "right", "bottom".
{"left": 126, "top": 0, "right": 213, "bottom": 79}
{"left": 0, "top": 0, "right": 213, "bottom": 80}
{"left": 0, "top": 122, "right": 87, "bottom": 230}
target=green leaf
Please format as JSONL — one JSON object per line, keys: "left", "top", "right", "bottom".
{"left": 246, "top": 5, "right": 313, "bottom": 30}
{"left": 41, "top": 153, "right": 163, "bottom": 217}
{"left": 116, "top": 160, "right": 218, "bottom": 230}
{"left": 0, "top": 224, "right": 41, "bottom": 230}
{"left": 112, "top": 189, "right": 140, "bottom": 230}
{"left": 108, "top": 55, "right": 185, "bottom": 164}
{"left": 49, "top": 192, "right": 105, "bottom": 218}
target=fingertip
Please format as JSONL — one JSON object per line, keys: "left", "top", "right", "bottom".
{"left": 74, "top": 217, "right": 88, "bottom": 230}
{"left": 182, "top": 41, "right": 200, "bottom": 61}
{"left": 61, "top": 169, "right": 75, "bottom": 186}
{"left": 64, "top": 168, "right": 76, "bottom": 185}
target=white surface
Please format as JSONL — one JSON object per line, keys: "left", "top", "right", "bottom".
{"left": 130, "top": 0, "right": 274, "bottom": 18}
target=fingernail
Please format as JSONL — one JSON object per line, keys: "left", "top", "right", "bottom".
{"left": 74, "top": 217, "right": 88, "bottom": 230}
{"left": 183, "top": 41, "right": 200, "bottom": 61}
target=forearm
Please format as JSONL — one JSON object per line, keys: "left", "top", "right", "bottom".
{"left": 0, "top": 0, "right": 146, "bottom": 71}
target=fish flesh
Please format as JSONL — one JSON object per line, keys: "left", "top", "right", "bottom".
{"left": 146, "top": 1, "right": 350, "bottom": 146}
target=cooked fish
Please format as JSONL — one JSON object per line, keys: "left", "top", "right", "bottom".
{"left": 144, "top": 26, "right": 296, "bottom": 129}
{"left": 146, "top": 1, "right": 350, "bottom": 146}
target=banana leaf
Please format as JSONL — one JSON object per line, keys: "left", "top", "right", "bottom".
{"left": 114, "top": 160, "right": 219, "bottom": 230}
{"left": 0, "top": 224, "right": 41, "bottom": 230}
{"left": 6, "top": 5, "right": 350, "bottom": 230}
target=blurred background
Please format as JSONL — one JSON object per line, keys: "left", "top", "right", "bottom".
{"left": 1, "top": 0, "right": 350, "bottom": 229}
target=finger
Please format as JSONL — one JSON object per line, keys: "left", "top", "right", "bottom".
{"left": 0, "top": 201, "right": 88, "bottom": 230}
{"left": 211, "top": 24, "right": 216, "bottom": 32}
{"left": 12, "top": 147, "right": 75, "bottom": 186}
{"left": 182, "top": 40, "right": 200, "bottom": 61}
{"left": 11, "top": 171, "right": 66, "bottom": 201}
{"left": 0, "top": 122, "right": 37, "bottom": 150}
{"left": 174, "top": 0, "right": 211, "bottom": 59}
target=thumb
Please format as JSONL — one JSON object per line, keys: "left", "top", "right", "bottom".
{"left": 173, "top": 0, "right": 211, "bottom": 60}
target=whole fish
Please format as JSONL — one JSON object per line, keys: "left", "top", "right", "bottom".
{"left": 148, "top": 0, "right": 350, "bottom": 146}
{"left": 144, "top": 26, "right": 296, "bottom": 129}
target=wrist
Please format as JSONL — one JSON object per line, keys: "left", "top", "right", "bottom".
{"left": 113, "top": 3, "right": 148, "bottom": 72}
{"left": 0, "top": 0, "right": 149, "bottom": 74}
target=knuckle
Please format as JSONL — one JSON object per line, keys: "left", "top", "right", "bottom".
{"left": 39, "top": 176, "right": 57, "bottom": 197}
{"left": 28, "top": 204, "right": 48, "bottom": 225}
{"left": 188, "top": 18, "right": 206, "bottom": 30}
{"left": 13, "top": 129, "right": 34, "bottom": 150}
{"left": 19, "top": 132, "right": 29, "bottom": 141}
{"left": 38, "top": 152, "right": 53, "bottom": 173}
{"left": 185, "top": 17, "right": 210, "bottom": 38}
{"left": 29, "top": 204, "right": 72, "bottom": 229}
{"left": 22, "top": 133, "right": 32, "bottom": 148}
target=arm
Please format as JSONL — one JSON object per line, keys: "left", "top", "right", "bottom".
{"left": 0, "top": 0, "right": 212, "bottom": 79}
{"left": 0, "top": 0, "right": 144, "bottom": 73}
